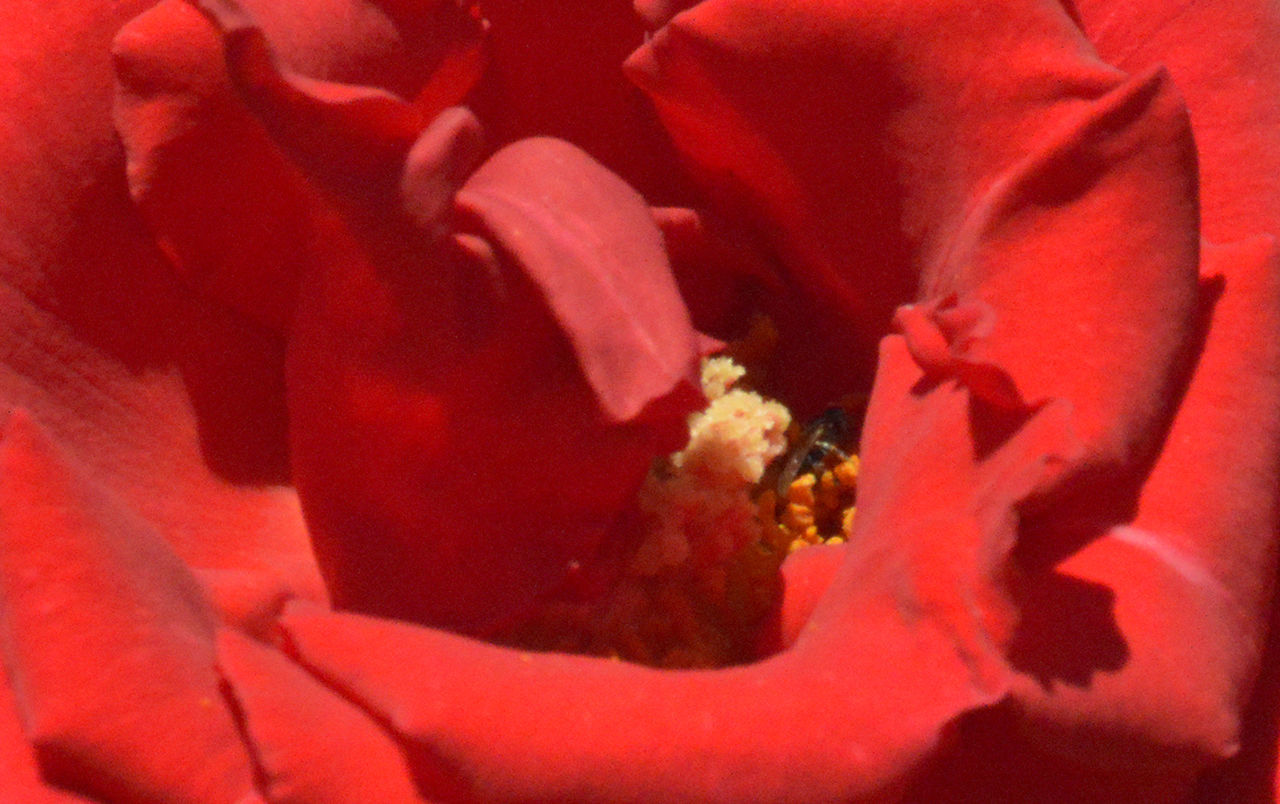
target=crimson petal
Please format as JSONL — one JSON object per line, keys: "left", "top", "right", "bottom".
{"left": 113, "top": 0, "right": 325, "bottom": 332}
{"left": 3, "top": 0, "right": 324, "bottom": 608}
{"left": 0, "top": 411, "right": 257, "bottom": 802}
{"left": 455, "top": 137, "right": 703, "bottom": 422}
{"left": 625, "top": 0, "right": 1149, "bottom": 408}
{"left": 909, "top": 66, "right": 1200, "bottom": 473}
{"left": 112, "top": 0, "right": 485, "bottom": 330}
{"left": 217, "top": 628, "right": 426, "bottom": 803}
{"left": 287, "top": 129, "right": 702, "bottom": 632}
{"left": 466, "top": 0, "right": 695, "bottom": 204}
{"left": 1073, "top": 0, "right": 1280, "bottom": 244}
{"left": 1009, "top": 238, "right": 1280, "bottom": 777}
{"left": 269, "top": 325, "right": 1081, "bottom": 801}
{"left": 0, "top": 666, "right": 92, "bottom": 803}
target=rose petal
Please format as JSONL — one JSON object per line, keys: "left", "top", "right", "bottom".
{"left": 0, "top": 411, "right": 257, "bottom": 802}
{"left": 269, "top": 326, "right": 1081, "bottom": 801}
{"left": 650, "top": 205, "right": 786, "bottom": 344}
{"left": 191, "top": 0, "right": 425, "bottom": 189}
{"left": 763, "top": 36, "right": 1205, "bottom": 680}
{"left": 455, "top": 137, "right": 703, "bottom": 422}
{"left": 287, "top": 132, "right": 702, "bottom": 632}
{"left": 217, "top": 628, "right": 426, "bottom": 803}
{"left": 909, "top": 66, "right": 1200, "bottom": 473}
{"left": 1008, "top": 238, "right": 1280, "bottom": 773}
{"left": 112, "top": 0, "right": 485, "bottom": 330}
{"left": 626, "top": 0, "right": 1138, "bottom": 408}
{"left": 194, "top": 568, "right": 299, "bottom": 641}
{"left": 113, "top": 0, "right": 325, "bottom": 331}
{"left": 906, "top": 705, "right": 1199, "bottom": 803}
{"left": 0, "top": 665, "right": 93, "bottom": 804}
{"left": 1, "top": 0, "right": 324, "bottom": 604}
{"left": 467, "top": 0, "right": 696, "bottom": 204}
{"left": 1073, "top": 0, "right": 1280, "bottom": 243}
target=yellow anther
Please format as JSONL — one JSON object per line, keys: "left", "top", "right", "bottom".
{"left": 833, "top": 456, "right": 860, "bottom": 487}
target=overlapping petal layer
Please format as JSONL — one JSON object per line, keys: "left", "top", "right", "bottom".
{"left": 113, "top": 0, "right": 486, "bottom": 329}
{"left": 286, "top": 125, "right": 703, "bottom": 631}
{"left": 1, "top": 0, "right": 1277, "bottom": 799}
{"left": 0, "top": 412, "right": 256, "bottom": 802}
{"left": 217, "top": 628, "right": 426, "bottom": 803}
{"left": 465, "top": 0, "right": 696, "bottom": 204}
{"left": 267, "top": 323, "right": 1080, "bottom": 801}
{"left": 1, "top": 0, "right": 325, "bottom": 643}
{"left": 627, "top": 0, "right": 1136, "bottom": 410}
{"left": 136, "top": 0, "right": 705, "bottom": 631}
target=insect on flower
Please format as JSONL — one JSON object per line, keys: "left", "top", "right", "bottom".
{"left": 775, "top": 407, "right": 853, "bottom": 499}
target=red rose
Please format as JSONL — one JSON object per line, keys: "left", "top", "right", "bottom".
{"left": 1, "top": 0, "right": 1278, "bottom": 801}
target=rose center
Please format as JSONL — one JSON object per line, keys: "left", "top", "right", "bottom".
{"left": 495, "top": 326, "right": 863, "bottom": 669}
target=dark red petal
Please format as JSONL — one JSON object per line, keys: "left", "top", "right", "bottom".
{"left": 0, "top": 0, "right": 324, "bottom": 605}
{"left": 216, "top": 629, "right": 425, "bottom": 804}
{"left": 455, "top": 138, "right": 702, "bottom": 422}
{"left": 194, "top": 568, "right": 299, "bottom": 641}
{"left": 400, "top": 106, "right": 485, "bottom": 234}
{"left": 0, "top": 411, "right": 257, "bottom": 802}
{"left": 287, "top": 133, "right": 702, "bottom": 633}
{"left": 113, "top": 0, "right": 321, "bottom": 331}
{"left": 650, "top": 205, "right": 785, "bottom": 342}
{"left": 768, "top": 54, "right": 1203, "bottom": 676}
{"left": 907, "top": 705, "right": 1199, "bottom": 803}
{"left": 272, "top": 329, "right": 1080, "bottom": 801}
{"left": 1073, "top": 0, "right": 1280, "bottom": 243}
{"left": 112, "top": 0, "right": 486, "bottom": 330}
{"left": 466, "top": 0, "right": 696, "bottom": 204}
{"left": 191, "top": 0, "right": 426, "bottom": 189}
{"left": 626, "top": 0, "right": 1132, "bottom": 406}
{"left": 634, "top": 0, "right": 698, "bottom": 29}
{"left": 1011, "top": 238, "right": 1280, "bottom": 775}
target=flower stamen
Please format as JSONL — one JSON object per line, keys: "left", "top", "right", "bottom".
{"left": 497, "top": 350, "right": 861, "bottom": 668}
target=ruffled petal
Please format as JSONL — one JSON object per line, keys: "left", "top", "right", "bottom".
{"left": 0, "top": 411, "right": 257, "bottom": 802}
{"left": 1009, "top": 238, "right": 1280, "bottom": 780}
{"left": 626, "top": 0, "right": 1158, "bottom": 409}
{"left": 906, "top": 66, "right": 1200, "bottom": 474}
{"left": 466, "top": 0, "right": 696, "bottom": 204}
{"left": 455, "top": 137, "right": 703, "bottom": 422}
{"left": 112, "top": 0, "right": 485, "bottom": 329}
{"left": 113, "top": 0, "right": 326, "bottom": 331}
{"left": 1073, "top": 0, "right": 1280, "bottom": 243}
{"left": 267, "top": 322, "right": 1081, "bottom": 801}
{"left": 1, "top": 0, "right": 324, "bottom": 607}
{"left": 216, "top": 628, "right": 425, "bottom": 803}
{"left": 287, "top": 124, "right": 703, "bottom": 632}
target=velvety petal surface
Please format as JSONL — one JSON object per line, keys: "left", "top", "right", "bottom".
{"left": 1065, "top": 1, "right": 1280, "bottom": 797}
{"left": 286, "top": 121, "right": 703, "bottom": 632}
{"left": 635, "top": 2, "right": 1276, "bottom": 794}
{"left": 113, "top": 0, "right": 486, "bottom": 330}
{"left": 0, "top": 411, "right": 256, "bottom": 802}
{"left": 0, "top": 0, "right": 325, "bottom": 645}
{"left": 626, "top": 0, "right": 1165, "bottom": 412}
{"left": 217, "top": 628, "right": 425, "bottom": 803}
{"left": 1008, "top": 237, "right": 1280, "bottom": 784}
{"left": 0, "top": 666, "right": 91, "bottom": 803}
{"left": 1072, "top": 0, "right": 1280, "bottom": 243}
{"left": 466, "top": 0, "right": 697, "bottom": 204}
{"left": 455, "top": 137, "right": 703, "bottom": 422}
{"left": 270, "top": 318, "right": 1082, "bottom": 801}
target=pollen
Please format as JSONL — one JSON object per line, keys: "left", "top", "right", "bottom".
{"left": 497, "top": 353, "right": 861, "bottom": 668}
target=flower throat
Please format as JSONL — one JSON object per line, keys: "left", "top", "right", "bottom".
{"left": 497, "top": 326, "right": 863, "bottom": 669}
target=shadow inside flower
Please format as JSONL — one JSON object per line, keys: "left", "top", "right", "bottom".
{"left": 1007, "top": 568, "right": 1129, "bottom": 689}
